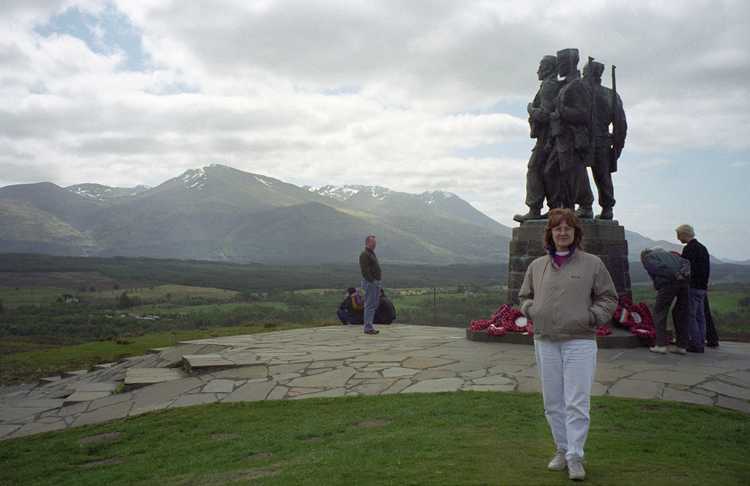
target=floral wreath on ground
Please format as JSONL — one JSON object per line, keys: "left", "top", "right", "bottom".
{"left": 469, "top": 304, "right": 534, "bottom": 337}
{"left": 613, "top": 296, "right": 656, "bottom": 343}
{"left": 468, "top": 303, "right": 631, "bottom": 339}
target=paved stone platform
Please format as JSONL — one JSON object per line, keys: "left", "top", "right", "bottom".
{"left": 2, "top": 325, "right": 749, "bottom": 441}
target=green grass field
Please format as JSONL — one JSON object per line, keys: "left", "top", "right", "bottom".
{"left": 1, "top": 392, "right": 747, "bottom": 485}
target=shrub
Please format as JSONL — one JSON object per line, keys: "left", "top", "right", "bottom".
{"left": 117, "top": 292, "right": 134, "bottom": 309}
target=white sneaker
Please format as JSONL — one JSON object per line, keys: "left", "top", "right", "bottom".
{"left": 669, "top": 345, "right": 687, "bottom": 355}
{"left": 547, "top": 450, "right": 567, "bottom": 471}
{"left": 567, "top": 456, "right": 586, "bottom": 481}
{"left": 649, "top": 345, "right": 667, "bottom": 354}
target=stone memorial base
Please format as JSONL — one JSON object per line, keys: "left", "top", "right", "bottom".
{"left": 505, "top": 218, "right": 632, "bottom": 306}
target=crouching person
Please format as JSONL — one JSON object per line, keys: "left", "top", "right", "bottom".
{"left": 337, "top": 287, "right": 364, "bottom": 325}
{"left": 640, "top": 248, "right": 690, "bottom": 354}
{"left": 374, "top": 289, "right": 396, "bottom": 324}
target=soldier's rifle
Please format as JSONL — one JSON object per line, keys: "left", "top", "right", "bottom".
{"left": 610, "top": 64, "right": 618, "bottom": 172}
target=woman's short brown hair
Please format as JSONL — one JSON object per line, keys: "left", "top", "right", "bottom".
{"left": 544, "top": 208, "right": 584, "bottom": 250}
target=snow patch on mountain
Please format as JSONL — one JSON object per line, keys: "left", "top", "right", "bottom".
{"left": 254, "top": 175, "right": 273, "bottom": 187}
{"left": 66, "top": 183, "right": 150, "bottom": 201}
{"left": 181, "top": 168, "right": 207, "bottom": 190}
{"left": 419, "top": 190, "right": 458, "bottom": 205}
{"left": 307, "top": 185, "right": 397, "bottom": 201}
{"left": 307, "top": 185, "right": 362, "bottom": 201}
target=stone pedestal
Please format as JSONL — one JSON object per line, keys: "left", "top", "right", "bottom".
{"left": 506, "top": 219, "right": 632, "bottom": 305}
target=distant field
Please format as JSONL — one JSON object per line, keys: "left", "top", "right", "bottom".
{"left": 0, "top": 254, "right": 747, "bottom": 385}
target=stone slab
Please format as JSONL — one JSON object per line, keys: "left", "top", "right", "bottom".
{"left": 628, "top": 370, "right": 710, "bottom": 387}
{"left": 70, "top": 382, "right": 119, "bottom": 393}
{"left": 662, "top": 388, "right": 714, "bottom": 406}
{"left": 182, "top": 354, "right": 235, "bottom": 371}
{"left": 402, "top": 357, "right": 455, "bottom": 370}
{"left": 608, "top": 379, "right": 663, "bottom": 400}
{"left": 87, "top": 392, "right": 132, "bottom": 411}
{"left": 697, "top": 380, "right": 750, "bottom": 401}
{"left": 9, "top": 419, "right": 66, "bottom": 438}
{"left": 716, "top": 396, "right": 750, "bottom": 414}
{"left": 6, "top": 398, "right": 64, "bottom": 410}
{"left": 290, "top": 388, "right": 347, "bottom": 399}
{"left": 473, "top": 375, "right": 515, "bottom": 386}
{"left": 73, "top": 401, "right": 132, "bottom": 427}
{"left": 64, "top": 391, "right": 112, "bottom": 404}
{"left": 202, "top": 380, "right": 236, "bottom": 394}
{"left": 125, "top": 368, "right": 186, "bottom": 386}
{"left": 382, "top": 367, "right": 420, "bottom": 378}
{"left": 129, "top": 377, "right": 203, "bottom": 415}
{"left": 287, "top": 367, "right": 356, "bottom": 388}
{"left": 223, "top": 380, "right": 276, "bottom": 403}
{"left": 402, "top": 378, "right": 464, "bottom": 394}
{"left": 0, "top": 424, "right": 21, "bottom": 438}
{"left": 211, "top": 365, "right": 268, "bottom": 380}
{"left": 171, "top": 393, "right": 219, "bottom": 408}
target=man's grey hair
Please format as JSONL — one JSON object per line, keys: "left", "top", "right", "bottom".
{"left": 675, "top": 224, "right": 695, "bottom": 238}
{"left": 365, "top": 234, "right": 376, "bottom": 244}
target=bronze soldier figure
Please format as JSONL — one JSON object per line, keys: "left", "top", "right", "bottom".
{"left": 547, "top": 48, "right": 593, "bottom": 217}
{"left": 514, "top": 55, "right": 562, "bottom": 223}
{"left": 581, "top": 60, "right": 627, "bottom": 220}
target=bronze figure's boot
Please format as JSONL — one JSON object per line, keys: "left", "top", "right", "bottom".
{"left": 575, "top": 206, "right": 593, "bottom": 219}
{"left": 513, "top": 208, "right": 543, "bottom": 223}
{"left": 596, "top": 207, "right": 614, "bottom": 220}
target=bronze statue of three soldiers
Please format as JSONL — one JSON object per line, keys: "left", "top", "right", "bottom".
{"left": 514, "top": 48, "right": 627, "bottom": 223}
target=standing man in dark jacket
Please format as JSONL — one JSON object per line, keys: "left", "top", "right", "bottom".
{"left": 640, "top": 248, "right": 690, "bottom": 354}
{"left": 359, "top": 235, "right": 382, "bottom": 335}
{"left": 677, "top": 224, "right": 710, "bottom": 353}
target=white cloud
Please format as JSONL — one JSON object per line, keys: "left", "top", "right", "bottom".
{"left": 0, "top": 0, "right": 749, "bottom": 256}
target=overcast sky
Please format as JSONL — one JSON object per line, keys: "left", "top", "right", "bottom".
{"left": 1, "top": 0, "right": 748, "bottom": 259}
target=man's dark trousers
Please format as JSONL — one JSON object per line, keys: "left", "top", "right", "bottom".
{"left": 654, "top": 281, "right": 689, "bottom": 348}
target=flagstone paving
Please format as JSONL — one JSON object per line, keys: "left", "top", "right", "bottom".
{"left": 2, "top": 324, "right": 750, "bottom": 440}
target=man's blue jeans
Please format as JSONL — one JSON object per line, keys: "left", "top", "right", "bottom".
{"left": 688, "top": 288, "right": 707, "bottom": 349}
{"left": 362, "top": 279, "right": 381, "bottom": 331}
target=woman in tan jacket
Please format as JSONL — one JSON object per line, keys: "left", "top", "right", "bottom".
{"left": 519, "top": 208, "right": 617, "bottom": 481}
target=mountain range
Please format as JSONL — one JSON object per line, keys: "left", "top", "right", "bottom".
{"left": 0, "top": 164, "right": 707, "bottom": 265}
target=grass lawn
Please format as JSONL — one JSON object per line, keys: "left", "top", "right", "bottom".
{"left": 1, "top": 392, "right": 747, "bottom": 485}
{"left": 0, "top": 322, "right": 333, "bottom": 385}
